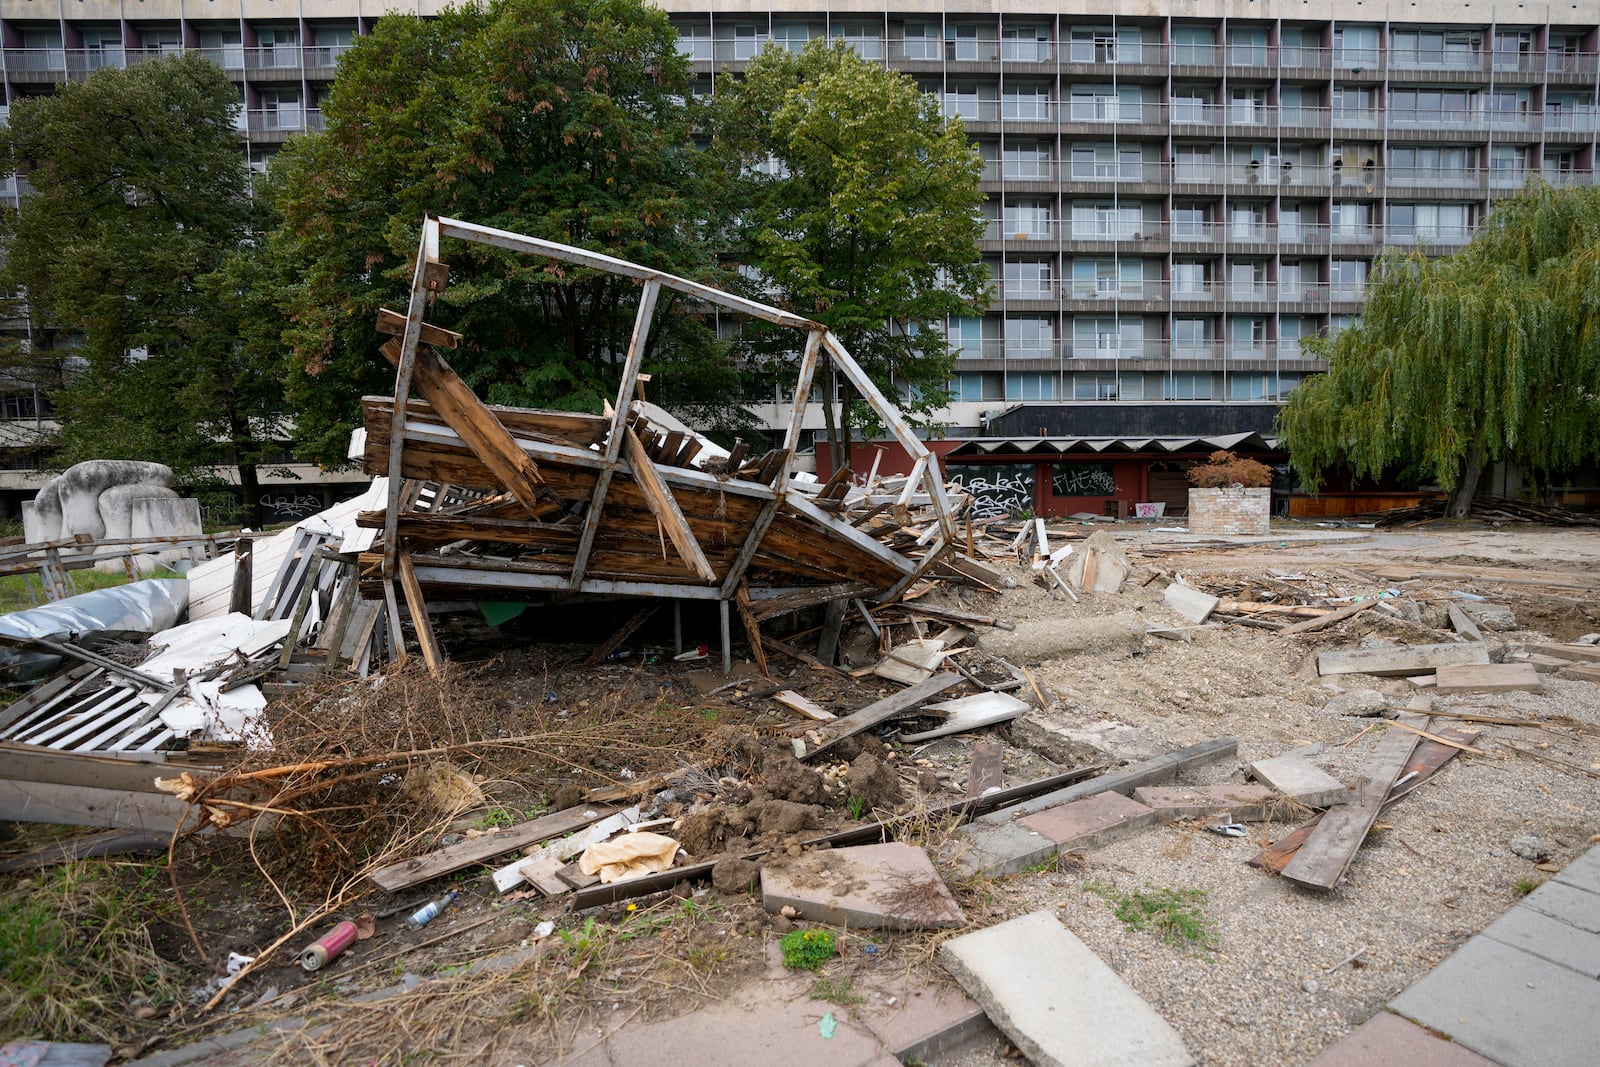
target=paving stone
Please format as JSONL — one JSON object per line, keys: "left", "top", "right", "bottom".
{"left": 1519, "top": 878, "right": 1600, "bottom": 934}
{"left": 1303, "top": 1012, "right": 1499, "bottom": 1067}
{"left": 1481, "top": 904, "right": 1600, "bottom": 978}
{"left": 1017, "top": 791, "right": 1158, "bottom": 850}
{"left": 1434, "top": 662, "right": 1544, "bottom": 693}
{"left": 951, "top": 819, "right": 1057, "bottom": 879}
{"left": 854, "top": 982, "right": 997, "bottom": 1061}
{"left": 1164, "top": 583, "right": 1219, "bottom": 623}
{"left": 761, "top": 842, "right": 965, "bottom": 930}
{"left": 1390, "top": 935, "right": 1600, "bottom": 1067}
{"left": 1247, "top": 755, "right": 1348, "bottom": 808}
{"left": 1131, "top": 783, "right": 1280, "bottom": 822}
{"left": 940, "top": 910, "right": 1194, "bottom": 1067}
{"left": 1553, "top": 844, "right": 1600, "bottom": 894}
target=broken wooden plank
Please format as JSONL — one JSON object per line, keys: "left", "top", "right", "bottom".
{"left": 798, "top": 673, "right": 964, "bottom": 761}
{"left": 376, "top": 307, "right": 463, "bottom": 349}
{"left": 397, "top": 554, "right": 443, "bottom": 676}
{"left": 621, "top": 425, "right": 718, "bottom": 583}
{"left": 1280, "top": 598, "right": 1378, "bottom": 636}
{"left": 899, "top": 603, "right": 1015, "bottom": 631}
{"left": 735, "top": 581, "right": 770, "bottom": 678}
{"left": 762, "top": 633, "right": 849, "bottom": 677}
{"left": 1280, "top": 713, "right": 1426, "bottom": 890}
{"left": 815, "top": 599, "right": 847, "bottom": 668}
{"left": 367, "top": 803, "right": 620, "bottom": 893}
{"left": 1434, "top": 662, "right": 1543, "bottom": 693}
{"left": 872, "top": 639, "right": 947, "bottom": 686}
{"left": 1316, "top": 643, "right": 1489, "bottom": 677}
{"left": 772, "top": 690, "right": 835, "bottom": 721}
{"left": 492, "top": 806, "right": 641, "bottom": 893}
{"left": 1528, "top": 643, "right": 1600, "bottom": 663}
{"left": 581, "top": 603, "right": 659, "bottom": 668}
{"left": 1446, "top": 604, "right": 1484, "bottom": 641}
{"left": 966, "top": 740, "right": 1005, "bottom": 799}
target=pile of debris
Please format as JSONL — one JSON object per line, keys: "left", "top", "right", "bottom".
{"left": 1362, "top": 496, "right": 1600, "bottom": 526}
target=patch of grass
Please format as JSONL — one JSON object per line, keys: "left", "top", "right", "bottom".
{"left": 1513, "top": 878, "right": 1544, "bottom": 897}
{"left": 1086, "top": 882, "right": 1217, "bottom": 953}
{"left": 0, "top": 566, "right": 184, "bottom": 614}
{"left": 846, "top": 795, "right": 869, "bottom": 820}
{"left": 471, "top": 807, "right": 517, "bottom": 830}
{"left": 0, "top": 861, "right": 185, "bottom": 1042}
{"left": 779, "top": 928, "right": 837, "bottom": 971}
{"left": 808, "top": 975, "right": 863, "bottom": 1006}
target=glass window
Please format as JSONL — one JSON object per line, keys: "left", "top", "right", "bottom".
{"left": 949, "top": 373, "right": 1003, "bottom": 401}
{"left": 1330, "top": 260, "right": 1368, "bottom": 294}
{"left": 1172, "top": 25, "right": 1215, "bottom": 65}
{"left": 1228, "top": 27, "right": 1267, "bottom": 66}
{"left": 1005, "top": 317, "right": 1056, "bottom": 356}
{"left": 1004, "top": 260, "right": 1054, "bottom": 298}
{"left": 1230, "top": 374, "right": 1272, "bottom": 400}
{"left": 1001, "top": 23, "right": 1051, "bottom": 63}
{"left": 1118, "top": 373, "right": 1145, "bottom": 400}
{"left": 1004, "top": 201, "right": 1053, "bottom": 239}
{"left": 1334, "top": 25, "right": 1379, "bottom": 67}
{"left": 830, "top": 22, "right": 882, "bottom": 61}
{"left": 1172, "top": 261, "right": 1209, "bottom": 295}
{"left": 1164, "top": 372, "right": 1216, "bottom": 400}
{"left": 1003, "top": 141, "right": 1053, "bottom": 180}
{"left": 1007, "top": 372, "right": 1057, "bottom": 400}
{"left": 1173, "top": 317, "right": 1212, "bottom": 353}
{"left": 950, "top": 316, "right": 987, "bottom": 358}
{"left": 1072, "top": 375, "right": 1118, "bottom": 400}
{"left": 1003, "top": 83, "right": 1054, "bottom": 121}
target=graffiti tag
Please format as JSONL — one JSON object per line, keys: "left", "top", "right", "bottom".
{"left": 1051, "top": 465, "right": 1118, "bottom": 497}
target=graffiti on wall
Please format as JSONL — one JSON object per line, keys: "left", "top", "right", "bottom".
{"left": 948, "top": 463, "right": 1036, "bottom": 519}
{"left": 260, "top": 492, "right": 325, "bottom": 522}
{"left": 1051, "top": 463, "right": 1118, "bottom": 497}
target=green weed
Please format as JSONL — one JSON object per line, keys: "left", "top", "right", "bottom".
{"left": 1086, "top": 882, "right": 1217, "bottom": 953}
{"left": 846, "top": 795, "right": 869, "bottom": 820}
{"left": 779, "top": 928, "right": 836, "bottom": 971}
{"left": 808, "top": 975, "right": 863, "bottom": 1006}
{"left": 1513, "top": 878, "right": 1543, "bottom": 897}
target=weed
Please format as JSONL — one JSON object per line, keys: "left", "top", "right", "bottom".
{"left": 685, "top": 943, "right": 729, "bottom": 971}
{"left": 472, "top": 807, "right": 517, "bottom": 830}
{"left": 808, "top": 975, "right": 863, "bottom": 1006}
{"left": 779, "top": 928, "right": 837, "bottom": 971}
{"left": 558, "top": 917, "right": 611, "bottom": 974}
{"left": 1086, "top": 882, "right": 1217, "bottom": 953}
{"left": 1513, "top": 878, "right": 1543, "bottom": 897}
{"left": 0, "top": 861, "right": 185, "bottom": 1042}
{"left": 846, "top": 795, "right": 869, "bottom": 820}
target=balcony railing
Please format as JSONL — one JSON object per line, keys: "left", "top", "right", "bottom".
{"left": 956, "top": 339, "right": 1325, "bottom": 362}
{"left": 0, "top": 44, "right": 356, "bottom": 78}
{"left": 245, "top": 108, "right": 325, "bottom": 134}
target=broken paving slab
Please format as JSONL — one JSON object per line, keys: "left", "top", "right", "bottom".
{"left": 1132, "top": 783, "right": 1280, "bottom": 822}
{"left": 761, "top": 842, "right": 966, "bottom": 930}
{"left": 1303, "top": 1012, "right": 1500, "bottom": 1067}
{"left": 1433, "top": 662, "right": 1544, "bottom": 693}
{"left": 940, "top": 910, "right": 1195, "bottom": 1067}
{"left": 1011, "top": 713, "right": 1160, "bottom": 765}
{"left": 1164, "top": 582, "right": 1219, "bottom": 624}
{"left": 1017, "top": 791, "right": 1158, "bottom": 851}
{"left": 1247, "top": 755, "right": 1349, "bottom": 809}
{"left": 1317, "top": 642, "right": 1490, "bottom": 678}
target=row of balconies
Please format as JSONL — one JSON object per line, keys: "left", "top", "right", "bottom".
{"left": 985, "top": 219, "right": 1473, "bottom": 247}
{"left": 954, "top": 340, "right": 1320, "bottom": 360}
{"left": 0, "top": 45, "right": 352, "bottom": 81}
{"left": 986, "top": 281, "right": 1379, "bottom": 303}
{"left": 680, "top": 38, "right": 1600, "bottom": 78}
{"left": 948, "top": 99, "right": 1599, "bottom": 133}
{"left": 983, "top": 160, "right": 1595, "bottom": 190}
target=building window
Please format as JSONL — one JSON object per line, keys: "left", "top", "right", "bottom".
{"left": 1002, "top": 141, "right": 1052, "bottom": 180}
{"left": 830, "top": 22, "right": 882, "bottom": 61}
{"left": 1164, "top": 372, "right": 1216, "bottom": 400}
{"left": 1006, "top": 317, "right": 1056, "bottom": 357}
{"left": 1333, "top": 25, "right": 1379, "bottom": 67}
{"left": 1003, "top": 200, "right": 1053, "bottom": 239}
{"left": 1003, "top": 83, "right": 1053, "bottom": 121}
{"left": 1072, "top": 316, "right": 1140, "bottom": 356}
{"left": 1007, "top": 372, "right": 1056, "bottom": 400}
{"left": 1072, "top": 375, "right": 1117, "bottom": 400}
{"left": 949, "top": 372, "right": 1003, "bottom": 401}
{"left": 1173, "top": 317, "right": 1212, "bottom": 355}
{"left": 1001, "top": 23, "right": 1051, "bottom": 63}
{"left": 1004, "top": 260, "right": 1054, "bottom": 298}
{"left": 1172, "top": 25, "right": 1216, "bottom": 65}
{"left": 1330, "top": 259, "right": 1368, "bottom": 296}
{"left": 1230, "top": 374, "right": 1273, "bottom": 400}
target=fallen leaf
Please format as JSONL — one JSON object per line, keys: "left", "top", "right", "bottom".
{"left": 354, "top": 912, "right": 376, "bottom": 940}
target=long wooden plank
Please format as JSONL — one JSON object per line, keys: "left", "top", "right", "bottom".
{"left": 0, "top": 778, "right": 198, "bottom": 833}
{"left": 798, "top": 673, "right": 964, "bottom": 762}
{"left": 1280, "top": 598, "right": 1378, "bottom": 636}
{"left": 379, "top": 338, "right": 554, "bottom": 519}
{"left": 735, "top": 581, "right": 770, "bottom": 677}
{"left": 621, "top": 425, "right": 717, "bottom": 582}
{"left": 376, "top": 307, "right": 462, "bottom": 349}
{"left": 371, "top": 396, "right": 609, "bottom": 447}
{"left": 397, "top": 554, "right": 444, "bottom": 676}
{"left": 367, "top": 803, "right": 621, "bottom": 893}
{"left": 1281, "top": 713, "right": 1426, "bottom": 889}
{"left": 1317, "top": 643, "right": 1488, "bottom": 677}
{"left": 0, "top": 742, "right": 186, "bottom": 793}
{"left": 1250, "top": 726, "right": 1478, "bottom": 872}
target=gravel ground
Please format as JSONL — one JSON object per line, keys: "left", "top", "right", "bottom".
{"left": 923, "top": 522, "right": 1600, "bottom": 1066}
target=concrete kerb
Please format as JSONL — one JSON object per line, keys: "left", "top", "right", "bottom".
{"left": 952, "top": 737, "right": 1238, "bottom": 878}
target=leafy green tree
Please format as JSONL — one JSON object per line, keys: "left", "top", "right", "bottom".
{"left": 0, "top": 54, "right": 284, "bottom": 520}
{"left": 719, "top": 40, "right": 990, "bottom": 469}
{"left": 267, "top": 0, "right": 743, "bottom": 467}
{"left": 1280, "top": 182, "right": 1600, "bottom": 517}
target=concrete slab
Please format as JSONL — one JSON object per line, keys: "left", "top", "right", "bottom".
{"left": 1390, "top": 934, "right": 1600, "bottom": 1067}
{"left": 1017, "top": 791, "right": 1159, "bottom": 851}
{"left": 1247, "top": 755, "right": 1348, "bottom": 808}
{"left": 1318, "top": 643, "right": 1490, "bottom": 678}
{"left": 1164, "top": 583, "right": 1219, "bottom": 624}
{"left": 761, "top": 842, "right": 966, "bottom": 930}
{"left": 1519, "top": 879, "right": 1600, "bottom": 934}
{"left": 1434, "top": 662, "right": 1544, "bottom": 693}
{"left": 1553, "top": 845, "right": 1600, "bottom": 893}
{"left": 1481, "top": 904, "right": 1600, "bottom": 978}
{"left": 1302, "top": 1012, "right": 1499, "bottom": 1067}
{"left": 853, "top": 982, "right": 996, "bottom": 1062}
{"left": 940, "top": 910, "right": 1195, "bottom": 1067}
{"left": 951, "top": 819, "right": 1057, "bottom": 879}
{"left": 1131, "top": 783, "right": 1280, "bottom": 822}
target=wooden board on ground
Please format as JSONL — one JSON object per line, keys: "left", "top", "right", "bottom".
{"left": 1563, "top": 662, "right": 1600, "bottom": 683}
{"left": 1251, "top": 725, "right": 1479, "bottom": 872}
{"left": 1434, "top": 662, "right": 1543, "bottom": 693}
{"left": 0, "top": 779, "right": 199, "bottom": 834}
{"left": 368, "top": 803, "right": 620, "bottom": 892}
{"left": 1528, "top": 643, "right": 1600, "bottom": 664}
{"left": 772, "top": 690, "right": 835, "bottom": 721}
{"left": 1280, "top": 713, "right": 1426, "bottom": 890}
{"left": 492, "top": 807, "right": 641, "bottom": 894}
{"left": 1316, "top": 643, "right": 1489, "bottom": 677}
{"left": 1446, "top": 604, "right": 1484, "bottom": 641}
{"left": 797, "top": 673, "right": 964, "bottom": 762}
{"left": 967, "top": 740, "right": 1005, "bottom": 799}
{"left": 1280, "top": 598, "right": 1376, "bottom": 636}
{"left": 1246, "top": 755, "right": 1347, "bottom": 808}
{"left": 872, "top": 639, "right": 947, "bottom": 685}
{"left": 899, "top": 692, "right": 1031, "bottom": 742}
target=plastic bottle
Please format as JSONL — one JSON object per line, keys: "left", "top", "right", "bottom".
{"left": 405, "top": 890, "right": 457, "bottom": 930}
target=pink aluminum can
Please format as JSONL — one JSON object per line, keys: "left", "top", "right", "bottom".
{"left": 300, "top": 920, "right": 359, "bottom": 971}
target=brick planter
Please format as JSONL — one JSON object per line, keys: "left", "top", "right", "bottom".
{"left": 1186, "top": 487, "right": 1271, "bottom": 536}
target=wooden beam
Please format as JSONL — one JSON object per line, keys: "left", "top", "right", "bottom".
{"left": 397, "top": 554, "right": 444, "bottom": 676}
{"left": 382, "top": 218, "right": 438, "bottom": 577}
{"left": 378, "top": 338, "right": 553, "bottom": 519}
{"left": 581, "top": 603, "right": 658, "bottom": 667}
{"left": 376, "top": 307, "right": 462, "bottom": 349}
{"left": 735, "top": 581, "right": 770, "bottom": 677}
{"left": 571, "top": 280, "right": 660, "bottom": 588}
{"left": 367, "top": 803, "right": 621, "bottom": 893}
{"left": 622, "top": 425, "right": 717, "bottom": 583}
{"left": 1280, "top": 598, "right": 1378, "bottom": 636}
{"left": 798, "top": 672, "right": 965, "bottom": 762}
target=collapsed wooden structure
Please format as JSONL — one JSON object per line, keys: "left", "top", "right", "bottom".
{"left": 357, "top": 215, "right": 960, "bottom": 671}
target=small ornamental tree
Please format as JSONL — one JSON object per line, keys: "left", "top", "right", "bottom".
{"left": 1185, "top": 451, "right": 1273, "bottom": 489}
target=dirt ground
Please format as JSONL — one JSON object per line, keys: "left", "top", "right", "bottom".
{"left": 2, "top": 519, "right": 1597, "bottom": 1065}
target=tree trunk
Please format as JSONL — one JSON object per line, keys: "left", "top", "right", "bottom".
{"left": 1446, "top": 443, "right": 1486, "bottom": 519}
{"left": 820, "top": 367, "right": 842, "bottom": 475}
{"left": 237, "top": 460, "right": 263, "bottom": 528}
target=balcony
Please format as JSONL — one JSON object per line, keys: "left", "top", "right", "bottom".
{"left": 1065, "top": 281, "right": 1170, "bottom": 302}
{"left": 1383, "top": 226, "right": 1474, "bottom": 247}
{"left": 1063, "top": 339, "right": 1172, "bottom": 360}
{"left": 245, "top": 108, "right": 325, "bottom": 138}
{"left": 985, "top": 220, "right": 1060, "bottom": 242}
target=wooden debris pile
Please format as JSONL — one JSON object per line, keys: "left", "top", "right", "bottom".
{"left": 1362, "top": 497, "right": 1600, "bottom": 526}
{"left": 352, "top": 215, "right": 962, "bottom": 673}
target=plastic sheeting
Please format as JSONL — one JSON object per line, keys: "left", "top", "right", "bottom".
{"left": 0, "top": 578, "right": 189, "bottom": 683}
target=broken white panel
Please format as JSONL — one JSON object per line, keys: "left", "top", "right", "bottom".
{"left": 899, "top": 692, "right": 1030, "bottom": 741}
{"left": 138, "top": 613, "right": 292, "bottom": 678}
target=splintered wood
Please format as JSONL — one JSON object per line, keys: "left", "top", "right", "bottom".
{"left": 355, "top": 216, "right": 967, "bottom": 668}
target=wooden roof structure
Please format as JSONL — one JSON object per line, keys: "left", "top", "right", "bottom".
{"left": 356, "top": 215, "right": 959, "bottom": 671}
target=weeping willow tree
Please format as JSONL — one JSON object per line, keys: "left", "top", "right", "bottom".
{"left": 1280, "top": 182, "right": 1600, "bottom": 517}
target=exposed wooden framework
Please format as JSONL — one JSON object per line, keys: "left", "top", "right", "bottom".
{"left": 362, "top": 215, "right": 958, "bottom": 667}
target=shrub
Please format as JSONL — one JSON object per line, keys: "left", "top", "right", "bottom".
{"left": 1185, "top": 450, "right": 1273, "bottom": 489}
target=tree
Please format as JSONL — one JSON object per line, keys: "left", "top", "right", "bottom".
{"left": 267, "top": 0, "right": 744, "bottom": 467}
{"left": 0, "top": 54, "right": 285, "bottom": 520}
{"left": 719, "top": 40, "right": 990, "bottom": 470}
{"left": 1279, "top": 182, "right": 1600, "bottom": 517}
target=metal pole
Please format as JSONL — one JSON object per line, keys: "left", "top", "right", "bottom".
{"left": 673, "top": 599, "right": 683, "bottom": 654}
{"left": 719, "top": 600, "right": 732, "bottom": 674}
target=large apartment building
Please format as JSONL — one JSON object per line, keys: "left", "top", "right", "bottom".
{"left": 1, "top": 2, "right": 1597, "bottom": 512}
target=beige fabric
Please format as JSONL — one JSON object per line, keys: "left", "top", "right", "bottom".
{"left": 578, "top": 832, "right": 682, "bottom": 884}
